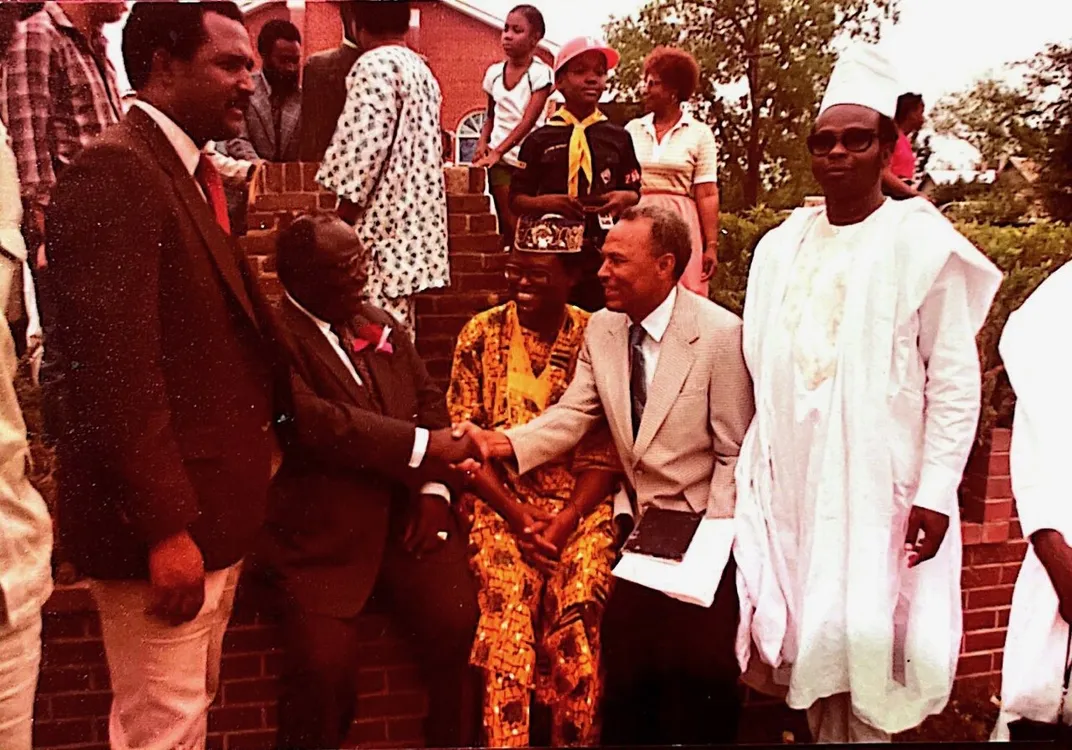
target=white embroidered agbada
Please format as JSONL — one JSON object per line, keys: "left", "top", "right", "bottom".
{"left": 734, "top": 196, "right": 1002, "bottom": 734}
{"left": 991, "top": 261, "right": 1072, "bottom": 740}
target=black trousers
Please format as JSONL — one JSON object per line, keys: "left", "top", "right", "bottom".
{"left": 276, "top": 514, "right": 481, "bottom": 750}
{"left": 600, "top": 560, "right": 742, "bottom": 746}
{"left": 30, "top": 263, "right": 66, "bottom": 443}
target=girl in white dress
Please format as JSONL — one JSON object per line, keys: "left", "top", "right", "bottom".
{"left": 473, "top": 5, "right": 553, "bottom": 246}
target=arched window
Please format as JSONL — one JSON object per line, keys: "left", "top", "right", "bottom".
{"left": 456, "top": 111, "right": 487, "bottom": 165}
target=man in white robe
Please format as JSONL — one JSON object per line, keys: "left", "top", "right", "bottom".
{"left": 734, "top": 45, "right": 1003, "bottom": 742}
{"left": 991, "top": 260, "right": 1072, "bottom": 740}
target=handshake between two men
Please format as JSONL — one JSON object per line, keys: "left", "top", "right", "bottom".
{"left": 427, "top": 420, "right": 511, "bottom": 468}
{"left": 428, "top": 421, "right": 577, "bottom": 575}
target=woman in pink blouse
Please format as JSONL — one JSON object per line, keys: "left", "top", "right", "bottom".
{"left": 883, "top": 92, "right": 928, "bottom": 200}
{"left": 626, "top": 47, "right": 720, "bottom": 296}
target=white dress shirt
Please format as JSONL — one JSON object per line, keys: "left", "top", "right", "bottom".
{"left": 134, "top": 101, "right": 254, "bottom": 188}
{"left": 614, "top": 287, "right": 679, "bottom": 521}
{"left": 633, "top": 285, "right": 678, "bottom": 390}
{"left": 286, "top": 295, "right": 449, "bottom": 503}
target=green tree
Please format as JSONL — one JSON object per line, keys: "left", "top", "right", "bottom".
{"left": 930, "top": 78, "right": 1044, "bottom": 168}
{"left": 1029, "top": 43, "right": 1072, "bottom": 221}
{"left": 605, "top": 0, "right": 899, "bottom": 210}
{"left": 931, "top": 44, "right": 1071, "bottom": 222}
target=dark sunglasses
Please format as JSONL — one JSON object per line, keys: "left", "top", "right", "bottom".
{"left": 806, "top": 127, "right": 878, "bottom": 156}
{"left": 505, "top": 263, "right": 552, "bottom": 285}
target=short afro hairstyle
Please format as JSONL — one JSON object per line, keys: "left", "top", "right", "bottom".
{"left": 643, "top": 46, "right": 701, "bottom": 102}
{"left": 123, "top": 1, "right": 244, "bottom": 92}
{"left": 257, "top": 19, "right": 301, "bottom": 58}
{"left": 619, "top": 204, "right": 693, "bottom": 280}
{"left": 353, "top": 0, "right": 412, "bottom": 38}
{"left": 276, "top": 212, "right": 354, "bottom": 293}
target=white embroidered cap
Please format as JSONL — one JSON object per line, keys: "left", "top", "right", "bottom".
{"left": 818, "top": 44, "right": 900, "bottom": 119}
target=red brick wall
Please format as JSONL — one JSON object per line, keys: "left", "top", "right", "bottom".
{"left": 955, "top": 427, "right": 1024, "bottom": 702}
{"left": 415, "top": 2, "right": 508, "bottom": 139}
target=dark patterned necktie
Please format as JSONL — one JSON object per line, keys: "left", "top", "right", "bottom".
{"left": 629, "top": 323, "right": 647, "bottom": 440}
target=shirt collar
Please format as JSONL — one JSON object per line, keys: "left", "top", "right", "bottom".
{"left": 639, "top": 286, "right": 677, "bottom": 343}
{"left": 286, "top": 293, "right": 334, "bottom": 337}
{"left": 131, "top": 100, "right": 201, "bottom": 177}
{"left": 638, "top": 110, "right": 694, "bottom": 139}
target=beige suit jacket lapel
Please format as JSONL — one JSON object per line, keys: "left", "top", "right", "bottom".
{"left": 602, "top": 315, "right": 633, "bottom": 454}
{"left": 632, "top": 294, "right": 699, "bottom": 461}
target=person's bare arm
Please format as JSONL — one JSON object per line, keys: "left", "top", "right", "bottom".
{"left": 472, "top": 94, "right": 495, "bottom": 164}
{"left": 695, "top": 182, "right": 720, "bottom": 282}
{"left": 883, "top": 168, "right": 924, "bottom": 200}
{"left": 479, "top": 88, "right": 551, "bottom": 167}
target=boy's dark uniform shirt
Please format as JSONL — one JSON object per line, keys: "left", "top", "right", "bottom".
{"left": 511, "top": 117, "right": 641, "bottom": 309}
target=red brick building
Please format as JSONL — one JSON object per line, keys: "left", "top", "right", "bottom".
{"left": 239, "top": 0, "right": 559, "bottom": 163}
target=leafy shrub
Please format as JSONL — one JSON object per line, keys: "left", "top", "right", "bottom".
{"left": 941, "top": 191, "right": 1034, "bottom": 226}
{"left": 710, "top": 206, "right": 786, "bottom": 316}
{"left": 958, "top": 222, "right": 1072, "bottom": 445}
{"left": 712, "top": 211, "right": 1072, "bottom": 448}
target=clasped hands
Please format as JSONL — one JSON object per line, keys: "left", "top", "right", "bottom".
{"left": 444, "top": 421, "right": 574, "bottom": 573}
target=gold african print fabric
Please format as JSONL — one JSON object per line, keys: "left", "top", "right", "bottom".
{"left": 448, "top": 302, "right": 619, "bottom": 747}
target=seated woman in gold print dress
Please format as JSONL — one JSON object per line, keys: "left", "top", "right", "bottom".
{"left": 447, "top": 215, "right": 620, "bottom": 748}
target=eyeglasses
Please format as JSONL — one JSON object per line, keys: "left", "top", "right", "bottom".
{"left": 504, "top": 264, "right": 552, "bottom": 285}
{"left": 323, "top": 252, "right": 368, "bottom": 278}
{"left": 806, "top": 127, "right": 878, "bottom": 156}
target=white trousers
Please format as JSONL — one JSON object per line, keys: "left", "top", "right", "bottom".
{"left": 89, "top": 563, "right": 241, "bottom": 750}
{"left": 807, "top": 693, "right": 893, "bottom": 743}
{"left": 0, "top": 610, "right": 42, "bottom": 750}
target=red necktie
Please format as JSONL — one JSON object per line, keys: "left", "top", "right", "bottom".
{"left": 194, "top": 152, "right": 231, "bottom": 235}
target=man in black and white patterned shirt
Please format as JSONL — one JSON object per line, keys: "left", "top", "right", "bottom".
{"left": 316, "top": 1, "right": 448, "bottom": 335}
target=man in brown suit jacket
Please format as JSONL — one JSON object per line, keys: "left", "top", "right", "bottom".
{"left": 44, "top": 4, "right": 290, "bottom": 747}
{"left": 458, "top": 205, "right": 755, "bottom": 746}
{"left": 267, "top": 214, "right": 482, "bottom": 750}
{"left": 297, "top": 2, "right": 361, "bottom": 162}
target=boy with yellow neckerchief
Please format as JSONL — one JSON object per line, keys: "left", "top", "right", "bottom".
{"left": 510, "top": 37, "right": 641, "bottom": 311}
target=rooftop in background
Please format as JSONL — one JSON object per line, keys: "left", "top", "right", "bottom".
{"left": 999, "top": 156, "right": 1040, "bottom": 185}
{"left": 236, "top": 0, "right": 562, "bottom": 57}
{"left": 922, "top": 169, "right": 998, "bottom": 187}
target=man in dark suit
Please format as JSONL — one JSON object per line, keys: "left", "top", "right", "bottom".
{"left": 297, "top": 1, "right": 362, "bottom": 162}
{"left": 227, "top": 19, "right": 302, "bottom": 163}
{"left": 267, "top": 213, "right": 482, "bottom": 750}
{"left": 43, "top": 4, "right": 289, "bottom": 748}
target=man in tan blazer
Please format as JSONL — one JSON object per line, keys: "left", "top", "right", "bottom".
{"left": 457, "top": 204, "right": 754, "bottom": 746}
